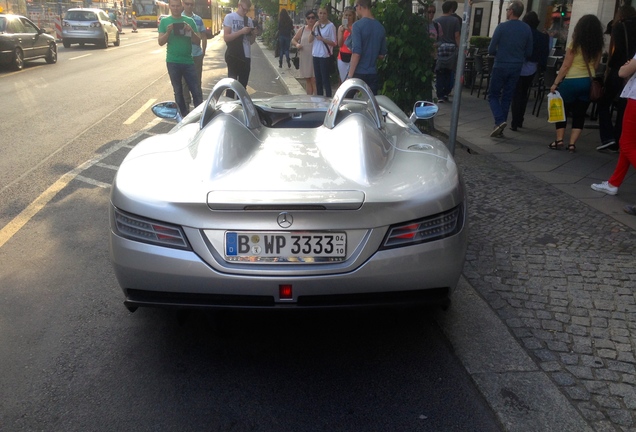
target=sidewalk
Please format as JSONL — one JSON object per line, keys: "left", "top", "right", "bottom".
{"left": 434, "top": 89, "right": 636, "bottom": 232}
{"left": 259, "top": 41, "right": 636, "bottom": 431}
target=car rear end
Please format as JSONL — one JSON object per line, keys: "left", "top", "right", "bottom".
{"left": 62, "top": 9, "right": 105, "bottom": 46}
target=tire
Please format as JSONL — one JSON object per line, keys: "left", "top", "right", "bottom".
{"left": 11, "top": 48, "right": 24, "bottom": 71}
{"left": 100, "top": 33, "right": 108, "bottom": 48}
{"left": 63, "top": 39, "right": 70, "bottom": 48}
{"left": 114, "top": 32, "right": 120, "bottom": 47}
{"left": 45, "top": 43, "right": 57, "bottom": 64}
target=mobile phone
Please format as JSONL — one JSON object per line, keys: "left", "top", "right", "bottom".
{"left": 172, "top": 22, "right": 185, "bottom": 35}
{"left": 343, "top": 18, "right": 348, "bottom": 26}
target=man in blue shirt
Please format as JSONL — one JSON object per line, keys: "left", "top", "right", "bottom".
{"left": 487, "top": 0, "right": 533, "bottom": 137}
{"left": 181, "top": 0, "right": 207, "bottom": 109}
{"left": 346, "top": 0, "right": 387, "bottom": 94}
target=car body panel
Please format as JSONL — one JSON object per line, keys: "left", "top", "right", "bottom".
{"left": 0, "top": 14, "right": 56, "bottom": 69}
{"left": 110, "top": 79, "right": 467, "bottom": 310}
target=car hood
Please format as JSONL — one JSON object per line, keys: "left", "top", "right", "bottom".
{"left": 112, "top": 111, "right": 462, "bottom": 228}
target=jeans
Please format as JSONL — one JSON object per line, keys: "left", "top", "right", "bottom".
{"left": 488, "top": 66, "right": 522, "bottom": 126}
{"left": 435, "top": 68, "right": 453, "bottom": 100}
{"left": 182, "top": 53, "right": 204, "bottom": 107}
{"left": 313, "top": 56, "right": 332, "bottom": 97}
{"left": 167, "top": 62, "right": 202, "bottom": 117}
{"left": 353, "top": 73, "right": 379, "bottom": 95}
{"left": 278, "top": 35, "right": 291, "bottom": 64}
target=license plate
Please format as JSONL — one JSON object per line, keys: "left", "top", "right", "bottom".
{"left": 225, "top": 231, "right": 346, "bottom": 263}
{"left": 73, "top": 25, "right": 88, "bottom": 30}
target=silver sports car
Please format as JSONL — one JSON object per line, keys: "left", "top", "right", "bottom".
{"left": 109, "top": 78, "right": 467, "bottom": 311}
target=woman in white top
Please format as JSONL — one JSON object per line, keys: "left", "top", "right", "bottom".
{"left": 309, "top": 7, "right": 336, "bottom": 97}
{"left": 292, "top": 10, "right": 316, "bottom": 95}
{"left": 591, "top": 54, "right": 636, "bottom": 209}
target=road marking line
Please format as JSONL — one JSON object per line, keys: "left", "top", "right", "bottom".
{"left": 0, "top": 118, "right": 160, "bottom": 250}
{"left": 75, "top": 175, "right": 111, "bottom": 188}
{"left": 96, "top": 162, "right": 119, "bottom": 171}
{"left": 69, "top": 54, "right": 92, "bottom": 60}
{"left": 124, "top": 98, "right": 157, "bottom": 125}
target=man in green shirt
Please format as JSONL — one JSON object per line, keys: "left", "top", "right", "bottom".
{"left": 158, "top": 0, "right": 202, "bottom": 116}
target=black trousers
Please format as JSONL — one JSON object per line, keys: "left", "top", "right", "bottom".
{"left": 510, "top": 73, "right": 535, "bottom": 128}
{"left": 226, "top": 55, "right": 251, "bottom": 97}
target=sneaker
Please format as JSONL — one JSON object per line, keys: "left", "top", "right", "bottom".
{"left": 591, "top": 181, "right": 618, "bottom": 195}
{"left": 596, "top": 140, "right": 616, "bottom": 151}
{"left": 490, "top": 122, "right": 507, "bottom": 137}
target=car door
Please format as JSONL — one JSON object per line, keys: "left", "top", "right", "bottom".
{"left": 7, "top": 17, "right": 32, "bottom": 58}
{"left": 99, "top": 11, "right": 117, "bottom": 40}
{"left": 20, "top": 18, "right": 47, "bottom": 58}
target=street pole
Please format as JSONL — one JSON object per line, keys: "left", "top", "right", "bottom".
{"left": 447, "top": 0, "right": 472, "bottom": 155}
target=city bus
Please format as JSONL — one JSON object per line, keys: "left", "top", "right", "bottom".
{"left": 193, "top": 0, "right": 224, "bottom": 38}
{"left": 131, "top": 0, "right": 169, "bottom": 27}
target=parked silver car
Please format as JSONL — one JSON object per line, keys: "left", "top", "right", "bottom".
{"left": 62, "top": 8, "right": 119, "bottom": 48}
{"left": 110, "top": 79, "right": 468, "bottom": 312}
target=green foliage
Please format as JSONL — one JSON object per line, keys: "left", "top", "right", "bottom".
{"left": 469, "top": 36, "right": 491, "bottom": 50}
{"left": 261, "top": 17, "right": 279, "bottom": 49}
{"left": 254, "top": 0, "right": 279, "bottom": 18}
{"left": 374, "top": 0, "right": 434, "bottom": 113}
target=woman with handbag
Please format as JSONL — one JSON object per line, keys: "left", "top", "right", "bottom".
{"left": 337, "top": 7, "right": 356, "bottom": 83}
{"left": 549, "top": 15, "right": 604, "bottom": 153}
{"left": 277, "top": 9, "right": 294, "bottom": 69}
{"left": 309, "top": 7, "right": 336, "bottom": 97}
{"left": 292, "top": 10, "right": 316, "bottom": 95}
{"left": 590, "top": 55, "right": 636, "bottom": 199}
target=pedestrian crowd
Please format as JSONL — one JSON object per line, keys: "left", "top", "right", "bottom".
{"left": 156, "top": 0, "right": 636, "bottom": 215}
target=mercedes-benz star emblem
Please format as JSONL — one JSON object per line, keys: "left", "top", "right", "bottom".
{"left": 277, "top": 212, "right": 293, "bottom": 228}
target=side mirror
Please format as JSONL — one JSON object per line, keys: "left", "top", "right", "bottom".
{"left": 152, "top": 101, "right": 181, "bottom": 121}
{"left": 410, "top": 101, "right": 438, "bottom": 121}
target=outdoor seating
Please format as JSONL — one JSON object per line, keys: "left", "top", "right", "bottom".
{"left": 470, "top": 54, "right": 491, "bottom": 99}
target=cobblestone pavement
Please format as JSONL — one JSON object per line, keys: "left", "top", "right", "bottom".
{"left": 454, "top": 144, "right": 636, "bottom": 431}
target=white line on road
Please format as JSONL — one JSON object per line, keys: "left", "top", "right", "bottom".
{"left": 0, "top": 118, "right": 161, "bottom": 250}
{"left": 124, "top": 98, "right": 157, "bottom": 125}
{"left": 75, "top": 175, "right": 111, "bottom": 189}
{"left": 69, "top": 54, "right": 92, "bottom": 60}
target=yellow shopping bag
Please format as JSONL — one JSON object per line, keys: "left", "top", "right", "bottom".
{"left": 547, "top": 91, "right": 566, "bottom": 123}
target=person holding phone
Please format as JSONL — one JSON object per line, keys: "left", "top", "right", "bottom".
{"left": 223, "top": 0, "right": 257, "bottom": 93}
{"left": 337, "top": 7, "right": 355, "bottom": 83}
{"left": 158, "top": 0, "right": 202, "bottom": 117}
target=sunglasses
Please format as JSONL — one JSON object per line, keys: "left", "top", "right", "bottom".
{"left": 307, "top": 15, "right": 316, "bottom": 19}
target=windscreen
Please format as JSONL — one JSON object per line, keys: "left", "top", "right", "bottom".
{"left": 65, "top": 11, "right": 98, "bottom": 21}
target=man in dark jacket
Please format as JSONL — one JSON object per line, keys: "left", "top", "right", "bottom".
{"left": 487, "top": 0, "right": 532, "bottom": 137}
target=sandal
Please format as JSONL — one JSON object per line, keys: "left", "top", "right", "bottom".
{"left": 567, "top": 144, "right": 576, "bottom": 153}
{"left": 549, "top": 139, "right": 563, "bottom": 150}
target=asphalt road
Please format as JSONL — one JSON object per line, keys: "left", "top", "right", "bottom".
{"left": 0, "top": 29, "right": 501, "bottom": 431}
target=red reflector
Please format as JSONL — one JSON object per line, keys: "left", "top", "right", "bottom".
{"left": 279, "top": 284, "right": 293, "bottom": 299}
{"left": 394, "top": 224, "right": 419, "bottom": 239}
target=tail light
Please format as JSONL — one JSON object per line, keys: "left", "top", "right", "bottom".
{"left": 380, "top": 205, "right": 463, "bottom": 249}
{"left": 112, "top": 207, "right": 191, "bottom": 250}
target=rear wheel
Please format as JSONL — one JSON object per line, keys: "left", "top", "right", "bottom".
{"left": 100, "top": 33, "right": 108, "bottom": 48}
{"left": 45, "top": 43, "right": 57, "bottom": 64}
{"left": 11, "top": 48, "right": 24, "bottom": 71}
{"left": 62, "top": 39, "right": 71, "bottom": 48}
